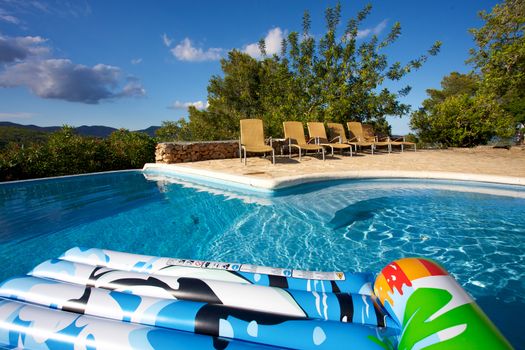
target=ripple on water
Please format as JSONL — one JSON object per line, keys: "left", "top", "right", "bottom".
{"left": 0, "top": 175, "right": 524, "bottom": 346}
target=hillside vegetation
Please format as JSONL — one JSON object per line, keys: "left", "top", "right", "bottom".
{"left": 0, "top": 127, "right": 155, "bottom": 181}
{"left": 0, "top": 126, "right": 50, "bottom": 149}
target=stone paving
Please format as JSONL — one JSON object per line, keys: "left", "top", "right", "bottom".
{"left": 174, "top": 146, "right": 525, "bottom": 180}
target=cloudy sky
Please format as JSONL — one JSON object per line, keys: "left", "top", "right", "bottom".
{"left": 0, "top": 0, "right": 498, "bottom": 133}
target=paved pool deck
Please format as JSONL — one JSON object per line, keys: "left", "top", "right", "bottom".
{"left": 143, "top": 147, "right": 525, "bottom": 189}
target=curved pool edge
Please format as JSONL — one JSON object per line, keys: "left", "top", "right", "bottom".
{"left": 142, "top": 163, "right": 525, "bottom": 191}
{"left": 0, "top": 169, "right": 140, "bottom": 185}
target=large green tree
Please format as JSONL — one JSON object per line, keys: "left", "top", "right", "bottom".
{"left": 283, "top": 5, "right": 439, "bottom": 129}
{"left": 410, "top": 72, "right": 514, "bottom": 146}
{"left": 155, "top": 120, "right": 192, "bottom": 141}
{"left": 172, "top": 3, "right": 440, "bottom": 140}
{"left": 411, "top": 0, "right": 522, "bottom": 147}
{"left": 468, "top": 0, "right": 525, "bottom": 124}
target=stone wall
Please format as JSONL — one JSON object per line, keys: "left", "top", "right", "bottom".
{"left": 155, "top": 140, "right": 292, "bottom": 164}
{"left": 155, "top": 141, "right": 239, "bottom": 163}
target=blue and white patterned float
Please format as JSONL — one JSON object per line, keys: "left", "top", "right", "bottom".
{"left": 0, "top": 247, "right": 511, "bottom": 349}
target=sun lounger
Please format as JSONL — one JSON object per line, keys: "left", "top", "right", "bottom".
{"left": 326, "top": 122, "right": 365, "bottom": 154}
{"left": 343, "top": 122, "right": 376, "bottom": 154}
{"left": 361, "top": 124, "right": 416, "bottom": 153}
{"left": 283, "top": 121, "right": 325, "bottom": 161}
{"left": 347, "top": 122, "right": 391, "bottom": 153}
{"left": 239, "top": 119, "right": 275, "bottom": 165}
{"left": 307, "top": 122, "right": 352, "bottom": 156}
{"left": 386, "top": 135, "right": 417, "bottom": 152}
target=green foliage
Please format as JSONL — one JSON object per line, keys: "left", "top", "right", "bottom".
{"left": 44, "top": 126, "right": 101, "bottom": 175}
{"left": 108, "top": 129, "right": 156, "bottom": 169}
{"left": 155, "top": 120, "right": 192, "bottom": 141}
{"left": 425, "top": 72, "right": 480, "bottom": 105}
{"left": 0, "top": 126, "right": 155, "bottom": 181}
{"left": 411, "top": 0, "right": 522, "bottom": 147}
{"left": 410, "top": 72, "right": 482, "bottom": 146}
{"left": 179, "top": 3, "right": 440, "bottom": 140}
{"left": 0, "top": 126, "right": 49, "bottom": 149}
{"left": 468, "top": 0, "right": 525, "bottom": 124}
{"left": 411, "top": 81, "right": 514, "bottom": 147}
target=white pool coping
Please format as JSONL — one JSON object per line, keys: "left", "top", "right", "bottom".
{"left": 142, "top": 163, "right": 525, "bottom": 191}
{"left": 0, "top": 169, "right": 139, "bottom": 185}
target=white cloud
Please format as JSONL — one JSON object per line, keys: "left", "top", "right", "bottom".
{"left": 171, "top": 38, "right": 222, "bottom": 62}
{"left": 0, "top": 9, "right": 19, "bottom": 24}
{"left": 119, "top": 77, "right": 146, "bottom": 98}
{"left": 244, "top": 27, "right": 284, "bottom": 59}
{"left": 244, "top": 43, "right": 260, "bottom": 58}
{"left": 164, "top": 28, "right": 284, "bottom": 63}
{"left": 131, "top": 58, "right": 142, "bottom": 65}
{"left": 0, "top": 1, "right": 91, "bottom": 18}
{"left": 162, "top": 33, "right": 173, "bottom": 47}
{"left": 0, "top": 59, "right": 145, "bottom": 104}
{"left": 0, "top": 34, "right": 50, "bottom": 63}
{"left": 0, "top": 33, "right": 145, "bottom": 104}
{"left": 0, "top": 112, "right": 34, "bottom": 119}
{"left": 169, "top": 100, "right": 208, "bottom": 110}
{"left": 356, "top": 19, "right": 388, "bottom": 39}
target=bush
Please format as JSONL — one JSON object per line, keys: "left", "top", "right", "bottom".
{"left": 411, "top": 90, "right": 515, "bottom": 147}
{"left": 0, "top": 126, "right": 156, "bottom": 182}
{"left": 108, "top": 129, "right": 156, "bottom": 169}
{"left": 155, "top": 120, "right": 192, "bottom": 142}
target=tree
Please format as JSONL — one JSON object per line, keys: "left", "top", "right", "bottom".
{"left": 284, "top": 4, "right": 439, "bottom": 132}
{"left": 108, "top": 129, "right": 156, "bottom": 169}
{"left": 156, "top": 120, "right": 192, "bottom": 141}
{"left": 411, "top": 73, "right": 475, "bottom": 146}
{"left": 410, "top": 73, "right": 513, "bottom": 147}
{"left": 181, "top": 3, "right": 440, "bottom": 140}
{"left": 410, "top": 0, "right": 521, "bottom": 147}
{"left": 425, "top": 72, "right": 480, "bottom": 105}
{"left": 468, "top": 0, "right": 525, "bottom": 124}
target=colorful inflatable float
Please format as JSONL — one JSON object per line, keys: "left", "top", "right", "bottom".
{"left": 0, "top": 247, "right": 511, "bottom": 349}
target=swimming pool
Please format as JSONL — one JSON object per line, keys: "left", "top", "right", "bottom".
{"left": 0, "top": 170, "right": 524, "bottom": 347}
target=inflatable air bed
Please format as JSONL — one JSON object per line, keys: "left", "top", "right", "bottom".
{"left": 0, "top": 247, "right": 511, "bottom": 349}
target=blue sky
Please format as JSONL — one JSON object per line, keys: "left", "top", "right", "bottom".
{"left": 0, "top": 0, "right": 499, "bottom": 134}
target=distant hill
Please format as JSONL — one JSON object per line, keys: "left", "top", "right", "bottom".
{"left": 72, "top": 125, "right": 118, "bottom": 137}
{"left": 0, "top": 122, "right": 160, "bottom": 138}
{"left": 0, "top": 124, "right": 50, "bottom": 148}
{"left": 0, "top": 122, "right": 61, "bottom": 133}
{"left": 137, "top": 126, "right": 160, "bottom": 137}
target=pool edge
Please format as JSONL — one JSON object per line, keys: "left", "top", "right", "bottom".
{"left": 142, "top": 163, "right": 525, "bottom": 190}
{"left": 0, "top": 169, "right": 140, "bottom": 185}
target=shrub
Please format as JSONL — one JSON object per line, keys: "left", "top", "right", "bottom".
{"left": 108, "top": 129, "right": 156, "bottom": 169}
{"left": 0, "top": 126, "right": 156, "bottom": 182}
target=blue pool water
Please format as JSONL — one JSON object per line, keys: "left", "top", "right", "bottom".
{"left": 0, "top": 170, "right": 524, "bottom": 347}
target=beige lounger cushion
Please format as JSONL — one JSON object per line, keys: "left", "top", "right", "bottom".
{"left": 307, "top": 122, "right": 351, "bottom": 149}
{"left": 240, "top": 119, "right": 273, "bottom": 153}
{"left": 243, "top": 145, "right": 274, "bottom": 152}
{"left": 327, "top": 123, "right": 349, "bottom": 143}
{"left": 283, "top": 121, "right": 323, "bottom": 151}
{"left": 345, "top": 122, "right": 375, "bottom": 146}
{"left": 294, "top": 144, "right": 324, "bottom": 151}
